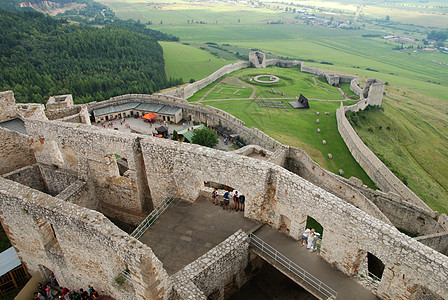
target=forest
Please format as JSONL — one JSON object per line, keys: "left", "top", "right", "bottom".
{"left": 0, "top": 9, "right": 181, "bottom": 103}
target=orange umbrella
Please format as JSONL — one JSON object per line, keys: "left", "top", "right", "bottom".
{"left": 142, "top": 113, "right": 157, "bottom": 120}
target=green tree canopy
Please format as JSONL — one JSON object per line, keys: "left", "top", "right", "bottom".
{"left": 191, "top": 127, "right": 219, "bottom": 148}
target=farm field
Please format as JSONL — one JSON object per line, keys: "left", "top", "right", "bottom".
{"left": 153, "top": 25, "right": 448, "bottom": 100}
{"left": 160, "top": 41, "right": 236, "bottom": 82}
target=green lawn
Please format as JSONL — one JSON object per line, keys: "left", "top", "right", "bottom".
{"left": 201, "top": 98, "right": 375, "bottom": 188}
{"left": 235, "top": 67, "right": 345, "bottom": 100}
{"left": 160, "top": 41, "right": 236, "bottom": 83}
{"left": 203, "top": 83, "right": 253, "bottom": 100}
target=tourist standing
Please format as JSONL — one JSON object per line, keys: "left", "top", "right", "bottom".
{"left": 233, "top": 191, "right": 239, "bottom": 210}
{"left": 223, "top": 191, "right": 230, "bottom": 210}
{"left": 301, "top": 228, "right": 311, "bottom": 246}
{"left": 212, "top": 188, "right": 218, "bottom": 205}
{"left": 238, "top": 194, "right": 245, "bottom": 211}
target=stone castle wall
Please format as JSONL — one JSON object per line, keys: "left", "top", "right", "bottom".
{"left": 2, "top": 117, "right": 448, "bottom": 299}
{"left": 171, "top": 230, "right": 250, "bottom": 300}
{"left": 0, "top": 177, "right": 172, "bottom": 300}
{"left": 0, "top": 91, "right": 19, "bottom": 122}
{"left": 336, "top": 103, "right": 431, "bottom": 212}
{"left": 133, "top": 130, "right": 447, "bottom": 299}
{"left": 25, "top": 119, "right": 153, "bottom": 226}
{"left": 286, "top": 147, "right": 393, "bottom": 225}
{"left": 0, "top": 127, "right": 36, "bottom": 175}
{"left": 415, "top": 232, "right": 448, "bottom": 256}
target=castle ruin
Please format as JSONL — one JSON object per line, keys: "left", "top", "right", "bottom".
{"left": 0, "top": 54, "right": 447, "bottom": 300}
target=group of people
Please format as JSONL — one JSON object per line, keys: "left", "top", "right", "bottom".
{"left": 301, "top": 228, "right": 321, "bottom": 252}
{"left": 34, "top": 273, "right": 103, "bottom": 300}
{"left": 212, "top": 188, "right": 245, "bottom": 211}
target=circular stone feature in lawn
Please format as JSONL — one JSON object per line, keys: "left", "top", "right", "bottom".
{"left": 253, "top": 75, "right": 280, "bottom": 84}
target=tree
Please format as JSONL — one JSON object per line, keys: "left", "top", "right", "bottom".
{"left": 385, "top": 15, "right": 390, "bottom": 21}
{"left": 191, "top": 127, "right": 218, "bottom": 148}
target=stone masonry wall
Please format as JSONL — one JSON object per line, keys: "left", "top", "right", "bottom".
{"left": 286, "top": 147, "right": 393, "bottom": 225}
{"left": 336, "top": 103, "right": 432, "bottom": 212}
{"left": 6, "top": 116, "right": 448, "bottom": 299}
{"left": 0, "top": 177, "right": 172, "bottom": 300}
{"left": 25, "top": 119, "right": 152, "bottom": 225}
{"left": 136, "top": 135, "right": 448, "bottom": 299}
{"left": 171, "top": 230, "right": 250, "bottom": 300}
{"left": 39, "top": 165, "right": 78, "bottom": 196}
{"left": 415, "top": 232, "right": 448, "bottom": 255}
{"left": 0, "top": 91, "right": 19, "bottom": 122}
{"left": 344, "top": 179, "right": 444, "bottom": 236}
{"left": 45, "top": 106, "right": 81, "bottom": 121}
{"left": 2, "top": 165, "right": 45, "bottom": 192}
{"left": 0, "top": 127, "right": 36, "bottom": 175}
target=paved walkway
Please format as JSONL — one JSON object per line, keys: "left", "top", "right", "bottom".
{"left": 139, "top": 197, "right": 257, "bottom": 275}
{"left": 252, "top": 225, "right": 379, "bottom": 300}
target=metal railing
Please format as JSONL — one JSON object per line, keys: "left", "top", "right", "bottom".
{"left": 249, "top": 233, "right": 337, "bottom": 299}
{"left": 130, "top": 193, "right": 176, "bottom": 239}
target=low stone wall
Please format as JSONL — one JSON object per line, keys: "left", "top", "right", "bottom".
{"left": 0, "top": 127, "right": 36, "bottom": 175}
{"left": 336, "top": 103, "right": 432, "bottom": 212}
{"left": 45, "top": 106, "right": 81, "bottom": 121}
{"left": 300, "top": 64, "right": 325, "bottom": 76}
{"left": 415, "top": 232, "right": 448, "bottom": 255}
{"left": 171, "top": 230, "right": 250, "bottom": 300}
{"left": 39, "top": 166, "right": 78, "bottom": 196}
{"left": 286, "top": 147, "right": 392, "bottom": 225}
{"left": 0, "top": 177, "right": 172, "bottom": 300}
{"left": 265, "top": 59, "right": 301, "bottom": 68}
{"left": 2, "top": 165, "right": 45, "bottom": 192}
{"left": 342, "top": 177, "right": 443, "bottom": 236}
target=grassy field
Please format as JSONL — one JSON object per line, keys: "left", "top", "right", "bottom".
{"left": 160, "top": 41, "right": 236, "bottom": 82}
{"left": 200, "top": 98, "right": 375, "bottom": 187}
{"left": 235, "top": 67, "right": 344, "bottom": 100}
{"left": 347, "top": 86, "right": 448, "bottom": 213}
{"left": 203, "top": 83, "right": 253, "bottom": 100}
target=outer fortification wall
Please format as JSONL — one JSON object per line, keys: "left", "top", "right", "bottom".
{"left": 0, "top": 177, "right": 171, "bottom": 300}
{"left": 163, "top": 61, "right": 251, "bottom": 99}
{"left": 336, "top": 103, "right": 431, "bottom": 211}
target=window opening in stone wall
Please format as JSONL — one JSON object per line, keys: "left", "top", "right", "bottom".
{"left": 367, "top": 252, "right": 384, "bottom": 281}
{"left": 115, "top": 155, "right": 129, "bottom": 177}
{"left": 305, "top": 216, "right": 324, "bottom": 237}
